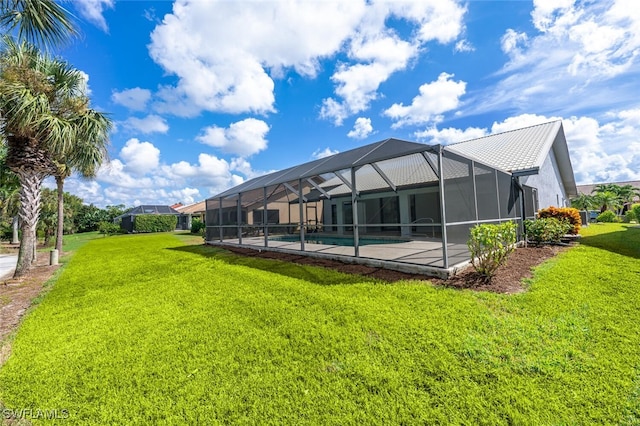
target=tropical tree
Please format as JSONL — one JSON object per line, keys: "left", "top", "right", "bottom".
{"left": 38, "top": 187, "right": 57, "bottom": 245}
{"left": 0, "top": 0, "right": 76, "bottom": 49}
{"left": 593, "top": 191, "right": 622, "bottom": 214}
{"left": 616, "top": 184, "right": 640, "bottom": 213}
{"left": 0, "top": 37, "right": 110, "bottom": 277}
{"left": 570, "top": 193, "right": 597, "bottom": 211}
{"left": 0, "top": 144, "right": 20, "bottom": 243}
{"left": 52, "top": 107, "right": 110, "bottom": 252}
{"left": 592, "top": 183, "right": 640, "bottom": 214}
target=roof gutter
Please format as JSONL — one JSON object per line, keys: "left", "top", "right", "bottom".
{"left": 511, "top": 167, "right": 539, "bottom": 177}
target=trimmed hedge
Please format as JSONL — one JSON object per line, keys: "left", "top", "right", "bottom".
{"left": 133, "top": 214, "right": 177, "bottom": 233}
{"left": 538, "top": 206, "right": 581, "bottom": 234}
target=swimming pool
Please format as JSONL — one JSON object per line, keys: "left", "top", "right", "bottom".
{"left": 269, "top": 235, "right": 410, "bottom": 246}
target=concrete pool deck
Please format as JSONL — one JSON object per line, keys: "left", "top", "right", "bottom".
{"left": 207, "top": 237, "right": 471, "bottom": 278}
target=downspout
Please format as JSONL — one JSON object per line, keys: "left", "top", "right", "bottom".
{"left": 513, "top": 176, "right": 527, "bottom": 243}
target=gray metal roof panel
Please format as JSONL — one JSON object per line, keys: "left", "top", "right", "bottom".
{"left": 446, "top": 121, "right": 561, "bottom": 172}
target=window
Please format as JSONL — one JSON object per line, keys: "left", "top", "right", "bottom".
{"left": 252, "top": 209, "right": 280, "bottom": 225}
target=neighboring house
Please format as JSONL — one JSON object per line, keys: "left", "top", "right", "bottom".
{"left": 203, "top": 121, "right": 577, "bottom": 277}
{"left": 175, "top": 201, "right": 206, "bottom": 230}
{"left": 114, "top": 205, "right": 181, "bottom": 233}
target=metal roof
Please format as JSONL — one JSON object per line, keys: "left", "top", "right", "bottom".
{"left": 208, "top": 121, "right": 578, "bottom": 201}
{"left": 117, "top": 205, "right": 180, "bottom": 218}
{"left": 446, "top": 121, "right": 561, "bottom": 172}
{"left": 446, "top": 120, "right": 577, "bottom": 198}
{"left": 175, "top": 201, "right": 206, "bottom": 214}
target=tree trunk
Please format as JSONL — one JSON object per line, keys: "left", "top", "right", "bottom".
{"left": 11, "top": 215, "right": 19, "bottom": 244}
{"left": 55, "top": 175, "right": 64, "bottom": 253}
{"left": 14, "top": 172, "right": 43, "bottom": 278}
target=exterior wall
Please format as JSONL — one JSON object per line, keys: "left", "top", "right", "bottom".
{"left": 521, "top": 149, "right": 568, "bottom": 209}
{"left": 321, "top": 186, "right": 440, "bottom": 237}
{"left": 246, "top": 200, "right": 322, "bottom": 227}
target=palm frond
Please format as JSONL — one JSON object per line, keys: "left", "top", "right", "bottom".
{"left": 0, "top": 0, "right": 77, "bottom": 50}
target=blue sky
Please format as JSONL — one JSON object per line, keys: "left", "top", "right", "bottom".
{"left": 54, "top": 0, "right": 640, "bottom": 208}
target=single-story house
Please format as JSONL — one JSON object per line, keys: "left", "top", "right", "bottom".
{"left": 175, "top": 201, "right": 206, "bottom": 230}
{"left": 115, "top": 205, "right": 181, "bottom": 233}
{"left": 204, "top": 120, "right": 577, "bottom": 278}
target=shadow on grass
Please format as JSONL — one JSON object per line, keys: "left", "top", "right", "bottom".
{"left": 580, "top": 225, "right": 640, "bottom": 259}
{"left": 167, "top": 244, "right": 381, "bottom": 286}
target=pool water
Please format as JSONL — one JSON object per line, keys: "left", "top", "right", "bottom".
{"left": 270, "top": 235, "right": 409, "bottom": 246}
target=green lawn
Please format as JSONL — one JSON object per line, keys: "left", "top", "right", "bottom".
{"left": 1, "top": 224, "right": 639, "bottom": 424}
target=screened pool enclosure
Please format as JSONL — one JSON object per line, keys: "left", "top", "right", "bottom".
{"left": 205, "top": 139, "right": 537, "bottom": 276}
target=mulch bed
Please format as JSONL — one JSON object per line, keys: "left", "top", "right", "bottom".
{"left": 224, "top": 244, "right": 570, "bottom": 293}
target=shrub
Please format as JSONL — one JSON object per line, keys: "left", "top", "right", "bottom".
{"left": 98, "top": 221, "right": 121, "bottom": 236}
{"left": 191, "top": 218, "right": 205, "bottom": 234}
{"left": 525, "top": 218, "right": 572, "bottom": 244}
{"left": 632, "top": 204, "right": 640, "bottom": 222}
{"left": 596, "top": 210, "right": 618, "bottom": 223}
{"left": 133, "top": 215, "right": 178, "bottom": 233}
{"left": 623, "top": 210, "right": 636, "bottom": 223}
{"left": 467, "top": 221, "right": 517, "bottom": 279}
{"left": 537, "top": 206, "right": 581, "bottom": 234}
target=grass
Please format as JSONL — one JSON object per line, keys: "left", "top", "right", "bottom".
{"left": 0, "top": 225, "right": 639, "bottom": 424}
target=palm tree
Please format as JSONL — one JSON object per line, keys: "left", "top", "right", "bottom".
{"left": 0, "top": 37, "right": 110, "bottom": 277}
{"left": 593, "top": 191, "right": 622, "bottom": 214}
{"left": 570, "top": 193, "right": 597, "bottom": 211}
{"left": 53, "top": 120, "right": 110, "bottom": 253}
{"left": 0, "top": 0, "right": 76, "bottom": 49}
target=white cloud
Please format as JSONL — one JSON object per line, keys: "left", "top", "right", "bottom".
{"left": 416, "top": 112, "right": 640, "bottom": 186}
{"left": 312, "top": 148, "right": 339, "bottom": 160}
{"left": 384, "top": 73, "right": 467, "bottom": 128}
{"left": 320, "top": 32, "right": 419, "bottom": 125}
{"left": 78, "top": 71, "right": 92, "bottom": 97}
{"left": 112, "top": 88, "right": 152, "bottom": 111}
{"left": 469, "top": 0, "right": 640, "bottom": 117}
{"left": 149, "top": 0, "right": 366, "bottom": 116}
{"left": 501, "top": 29, "right": 528, "bottom": 54}
{"left": 119, "top": 138, "right": 160, "bottom": 176}
{"left": 123, "top": 115, "right": 169, "bottom": 134}
{"left": 73, "top": 0, "right": 115, "bottom": 32}
{"left": 320, "top": 0, "right": 467, "bottom": 125}
{"left": 347, "top": 117, "right": 374, "bottom": 139}
{"left": 97, "top": 159, "right": 156, "bottom": 189}
{"left": 455, "top": 39, "right": 475, "bottom": 53}
{"left": 415, "top": 126, "right": 487, "bottom": 144}
{"left": 562, "top": 112, "right": 640, "bottom": 184}
{"left": 148, "top": 0, "right": 466, "bottom": 120}
{"left": 163, "top": 154, "right": 246, "bottom": 195}
{"left": 531, "top": 0, "right": 578, "bottom": 33}
{"left": 197, "top": 118, "right": 269, "bottom": 157}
